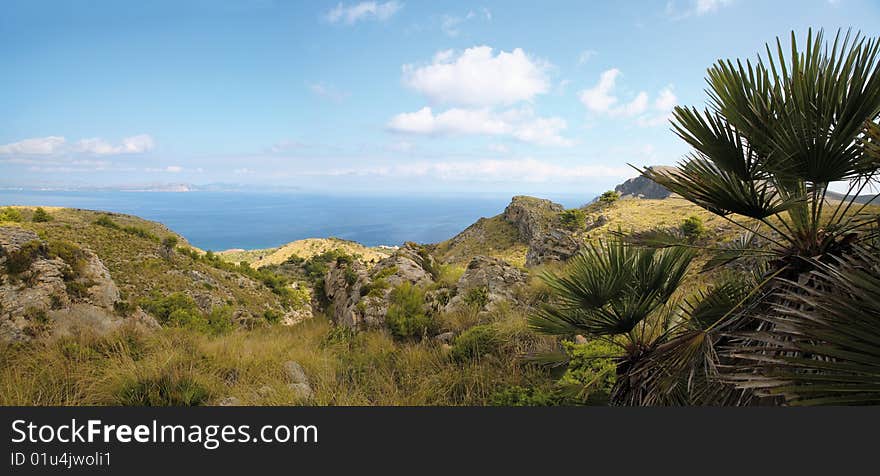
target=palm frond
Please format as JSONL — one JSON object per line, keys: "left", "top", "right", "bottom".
{"left": 727, "top": 246, "right": 880, "bottom": 405}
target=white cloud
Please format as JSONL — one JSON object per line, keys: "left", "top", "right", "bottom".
{"left": 440, "top": 8, "right": 491, "bottom": 37}
{"left": 695, "top": 0, "right": 732, "bottom": 14}
{"left": 76, "top": 134, "right": 155, "bottom": 155}
{"left": 577, "top": 49, "right": 597, "bottom": 65}
{"left": 579, "top": 70, "right": 676, "bottom": 126}
{"left": 402, "top": 46, "right": 550, "bottom": 107}
{"left": 145, "top": 165, "right": 183, "bottom": 173}
{"left": 666, "top": 0, "right": 733, "bottom": 18}
{"left": 387, "top": 106, "right": 572, "bottom": 147}
{"left": 325, "top": 1, "right": 403, "bottom": 24}
{"left": 307, "top": 82, "right": 349, "bottom": 102}
{"left": 0, "top": 134, "right": 153, "bottom": 156}
{"left": 578, "top": 69, "right": 621, "bottom": 113}
{"left": 0, "top": 136, "right": 66, "bottom": 155}
{"left": 654, "top": 87, "right": 677, "bottom": 111}
{"left": 323, "top": 158, "right": 629, "bottom": 183}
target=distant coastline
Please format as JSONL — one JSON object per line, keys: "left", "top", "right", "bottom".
{"left": 0, "top": 190, "right": 595, "bottom": 251}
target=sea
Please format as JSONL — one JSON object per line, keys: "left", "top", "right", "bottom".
{"left": 0, "top": 191, "right": 594, "bottom": 251}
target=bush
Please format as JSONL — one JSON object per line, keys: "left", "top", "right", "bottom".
{"left": 161, "top": 236, "right": 178, "bottom": 255}
{"left": 598, "top": 190, "right": 620, "bottom": 204}
{"left": 47, "top": 240, "right": 88, "bottom": 279}
{"left": 490, "top": 385, "right": 559, "bottom": 406}
{"left": 94, "top": 215, "right": 119, "bottom": 229}
{"left": 94, "top": 215, "right": 159, "bottom": 241}
{"left": 263, "top": 309, "right": 282, "bottom": 324}
{"left": 463, "top": 286, "right": 489, "bottom": 309}
{"left": 0, "top": 207, "right": 23, "bottom": 222}
{"left": 114, "top": 372, "right": 211, "bottom": 406}
{"left": 451, "top": 324, "right": 499, "bottom": 361}
{"left": 31, "top": 207, "right": 53, "bottom": 222}
{"left": 559, "top": 209, "right": 587, "bottom": 231}
{"left": 5, "top": 240, "right": 43, "bottom": 274}
{"left": 680, "top": 215, "right": 705, "bottom": 240}
{"left": 385, "top": 282, "right": 430, "bottom": 340}
{"left": 559, "top": 339, "right": 618, "bottom": 403}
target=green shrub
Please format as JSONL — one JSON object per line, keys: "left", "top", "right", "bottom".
{"left": 385, "top": 282, "right": 430, "bottom": 340}
{"left": 463, "top": 286, "right": 490, "bottom": 309}
{"left": 114, "top": 372, "right": 211, "bottom": 406}
{"left": 490, "top": 385, "right": 559, "bottom": 406}
{"left": 344, "top": 267, "right": 359, "bottom": 285}
{"left": 5, "top": 240, "right": 43, "bottom": 274}
{"left": 140, "top": 292, "right": 200, "bottom": 324}
{"left": 94, "top": 215, "right": 158, "bottom": 241}
{"left": 0, "top": 207, "right": 23, "bottom": 222}
{"left": 47, "top": 240, "right": 88, "bottom": 279}
{"left": 559, "top": 209, "right": 587, "bottom": 231}
{"left": 451, "top": 324, "right": 499, "bottom": 361}
{"left": 94, "top": 215, "right": 120, "bottom": 229}
{"left": 113, "top": 300, "right": 135, "bottom": 316}
{"left": 680, "top": 215, "right": 705, "bottom": 240}
{"left": 65, "top": 280, "right": 96, "bottom": 300}
{"left": 263, "top": 309, "right": 282, "bottom": 324}
{"left": 31, "top": 207, "right": 53, "bottom": 222}
{"left": 359, "top": 278, "right": 389, "bottom": 298}
{"left": 161, "top": 236, "right": 178, "bottom": 256}
{"left": 205, "top": 305, "right": 234, "bottom": 334}
{"left": 598, "top": 190, "right": 620, "bottom": 204}
{"left": 559, "top": 339, "right": 618, "bottom": 403}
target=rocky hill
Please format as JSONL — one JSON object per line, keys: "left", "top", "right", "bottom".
{"left": 219, "top": 237, "right": 391, "bottom": 268}
{"left": 0, "top": 207, "right": 307, "bottom": 341}
{"left": 614, "top": 166, "right": 675, "bottom": 199}
{"left": 434, "top": 196, "right": 583, "bottom": 267}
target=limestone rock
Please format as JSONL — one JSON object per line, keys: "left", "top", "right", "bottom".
{"left": 0, "top": 226, "right": 125, "bottom": 342}
{"left": 283, "top": 361, "right": 313, "bottom": 401}
{"left": 218, "top": 396, "right": 241, "bottom": 406}
{"left": 614, "top": 166, "right": 675, "bottom": 199}
{"left": 502, "top": 196, "right": 581, "bottom": 266}
{"left": 445, "top": 256, "right": 528, "bottom": 312}
{"left": 324, "top": 243, "right": 435, "bottom": 329}
{"left": 288, "top": 383, "right": 313, "bottom": 401}
{"left": 284, "top": 361, "right": 309, "bottom": 385}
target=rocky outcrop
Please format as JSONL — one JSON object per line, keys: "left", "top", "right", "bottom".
{"left": 503, "top": 196, "right": 581, "bottom": 266}
{"left": 324, "top": 243, "right": 436, "bottom": 329}
{"left": 614, "top": 166, "right": 674, "bottom": 199}
{"left": 445, "top": 256, "right": 528, "bottom": 312}
{"left": 0, "top": 226, "right": 131, "bottom": 341}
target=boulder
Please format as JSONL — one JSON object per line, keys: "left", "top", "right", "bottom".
{"left": 445, "top": 256, "right": 528, "bottom": 312}
{"left": 283, "top": 360, "right": 313, "bottom": 401}
{"left": 324, "top": 243, "right": 435, "bottom": 330}
{"left": 503, "top": 196, "right": 581, "bottom": 266}
{"left": 0, "top": 226, "right": 130, "bottom": 342}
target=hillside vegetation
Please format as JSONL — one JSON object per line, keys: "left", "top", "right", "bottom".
{"left": 220, "top": 237, "right": 391, "bottom": 269}
{"left": 0, "top": 206, "right": 296, "bottom": 326}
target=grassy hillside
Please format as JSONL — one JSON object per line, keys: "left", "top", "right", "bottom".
{"left": 434, "top": 197, "right": 740, "bottom": 268}
{"left": 0, "top": 206, "right": 291, "bottom": 321}
{"left": 434, "top": 216, "right": 529, "bottom": 267}
{"left": 241, "top": 238, "right": 391, "bottom": 269}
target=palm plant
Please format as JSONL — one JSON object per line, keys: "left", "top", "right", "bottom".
{"left": 727, "top": 244, "right": 880, "bottom": 405}
{"left": 642, "top": 29, "right": 880, "bottom": 270}
{"left": 529, "top": 241, "right": 757, "bottom": 405}
{"left": 629, "top": 29, "right": 880, "bottom": 404}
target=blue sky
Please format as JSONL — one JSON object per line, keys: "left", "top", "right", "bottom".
{"left": 1, "top": 0, "right": 878, "bottom": 195}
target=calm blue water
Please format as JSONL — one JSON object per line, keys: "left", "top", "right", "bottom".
{"left": 0, "top": 191, "right": 592, "bottom": 250}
